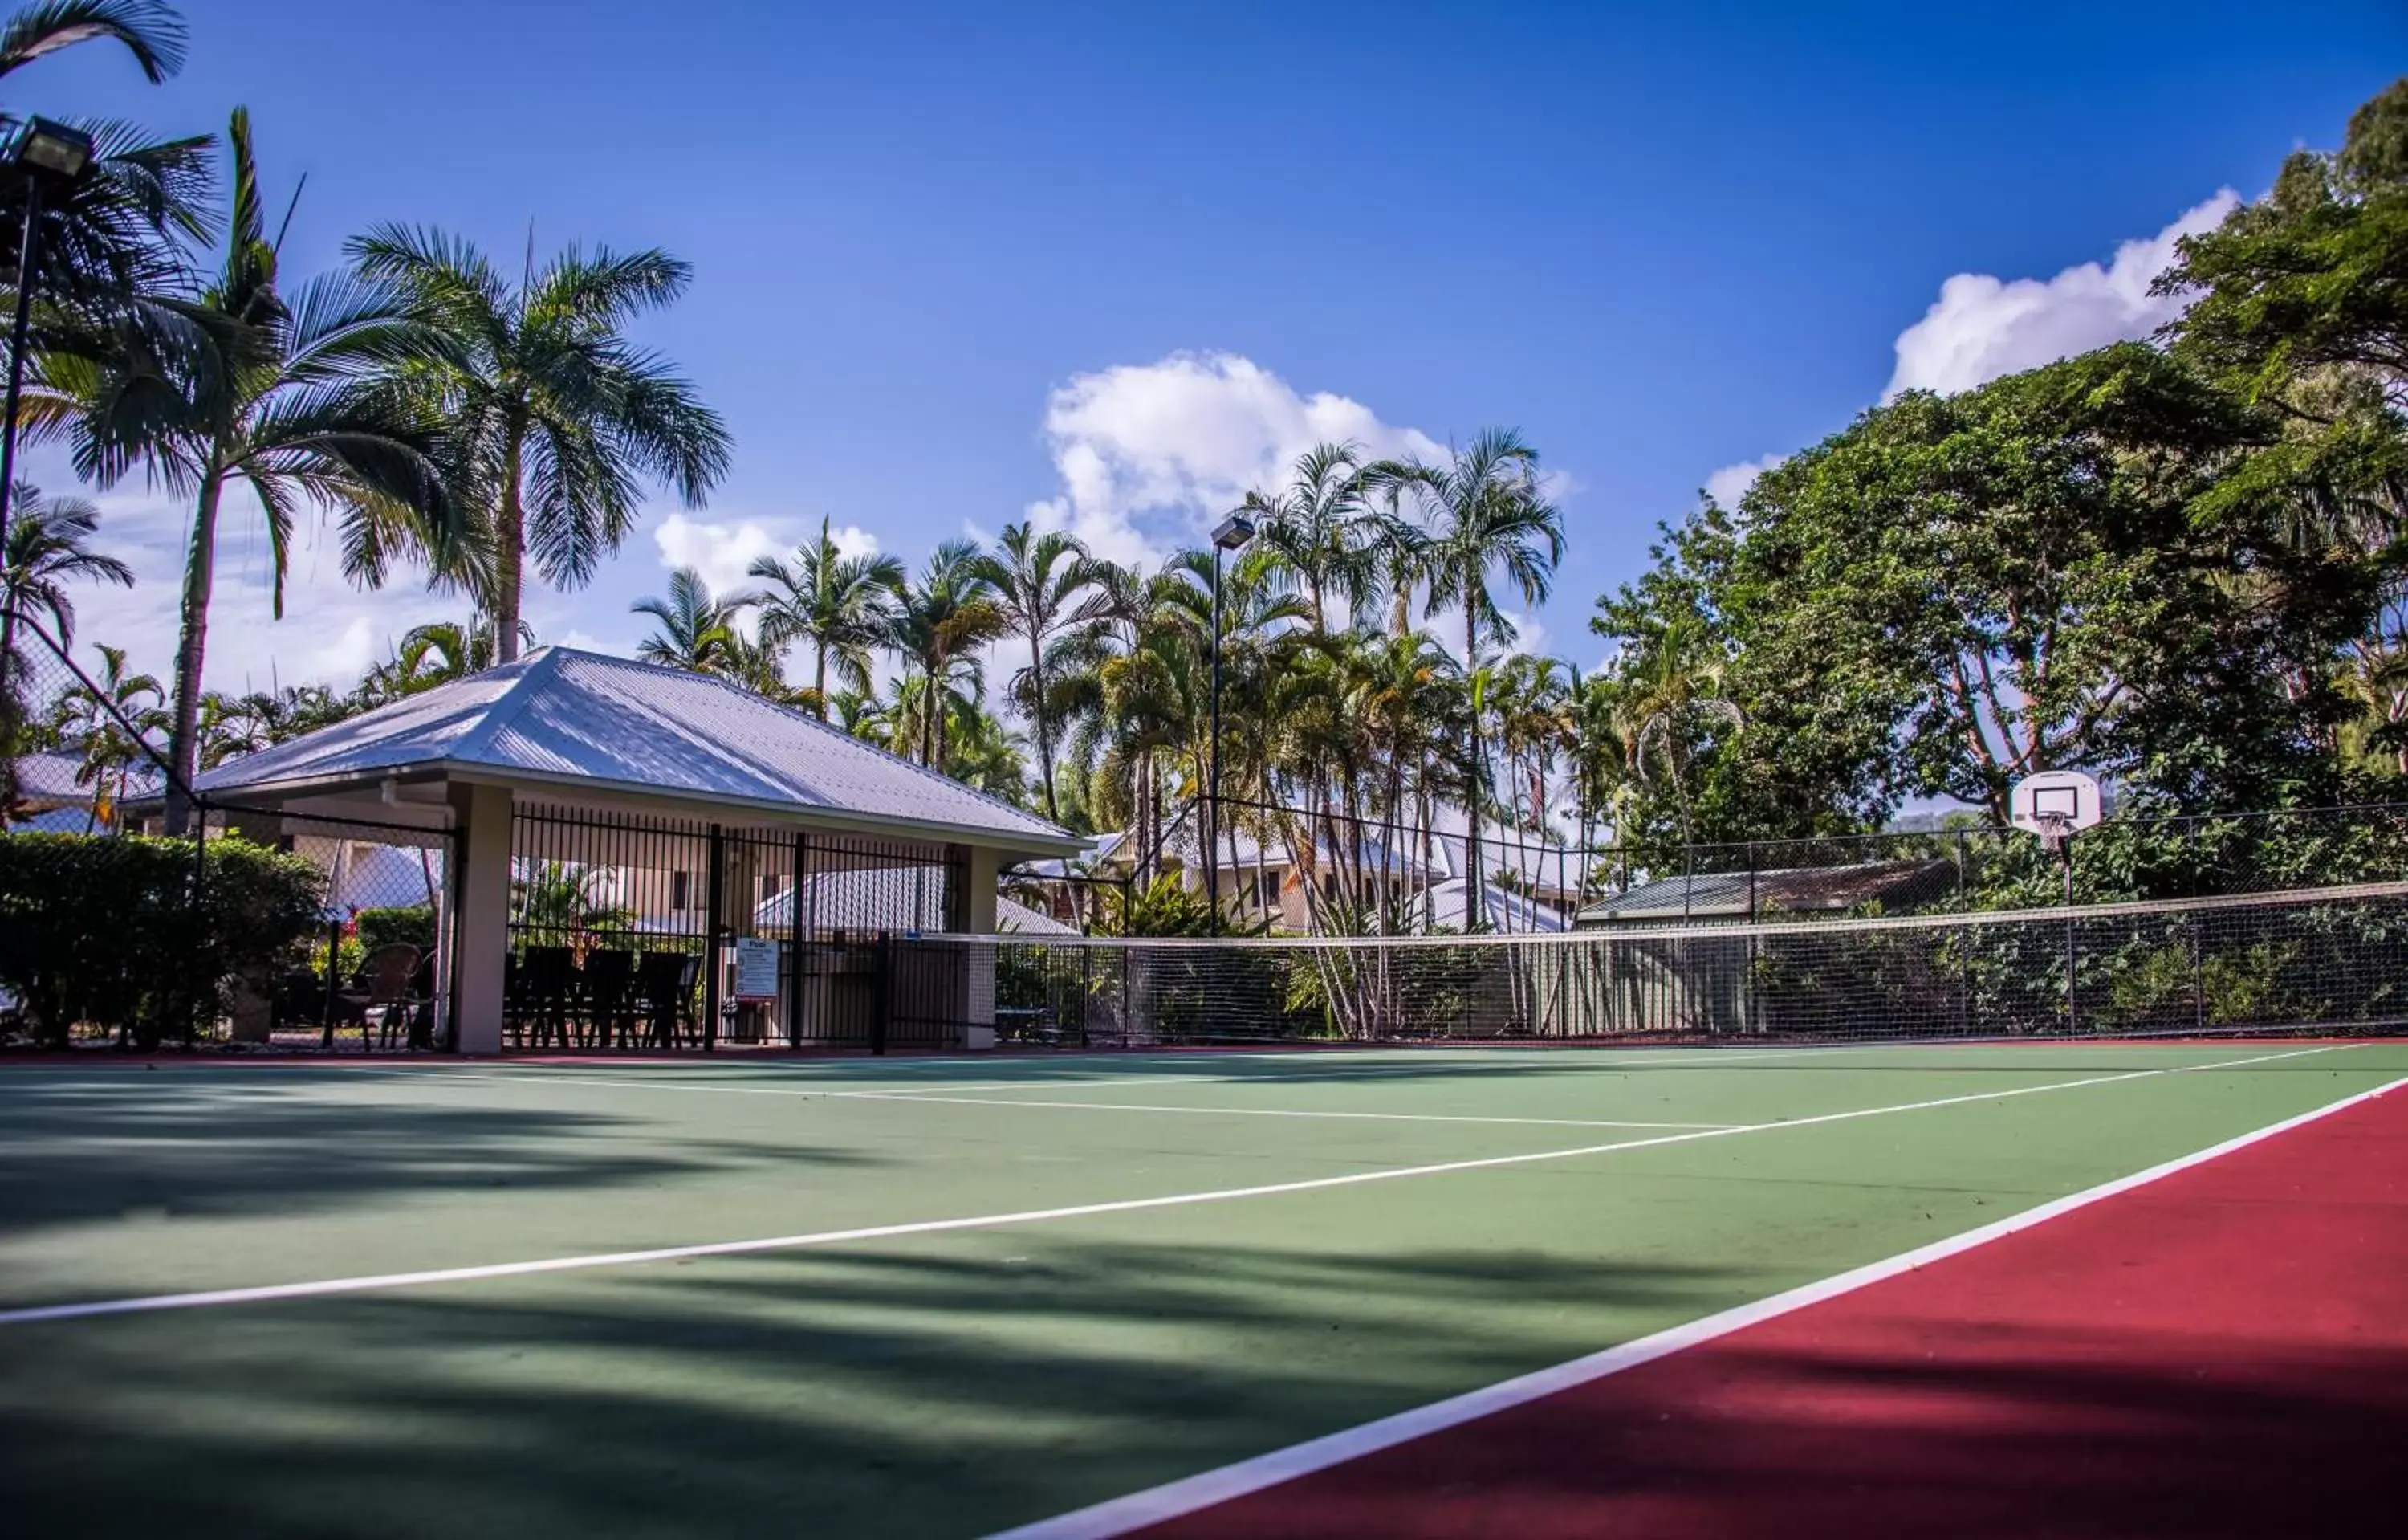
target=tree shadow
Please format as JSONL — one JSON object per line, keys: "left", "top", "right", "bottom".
{"left": 0, "top": 1237, "right": 1745, "bottom": 1539}
{"left": 0, "top": 1072, "right": 881, "bottom": 1233}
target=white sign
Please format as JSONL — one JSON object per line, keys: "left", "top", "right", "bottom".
{"left": 2010, "top": 770, "right": 2104, "bottom": 837}
{"left": 732, "top": 937, "right": 781, "bottom": 1002}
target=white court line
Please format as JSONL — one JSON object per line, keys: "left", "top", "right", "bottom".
{"left": 831, "top": 1092, "right": 1738, "bottom": 1131}
{"left": 0, "top": 1044, "right": 2346, "bottom": 1328}
{"left": 986, "top": 1063, "right": 2408, "bottom": 1540}
{"left": 416, "top": 1070, "right": 1194, "bottom": 1099}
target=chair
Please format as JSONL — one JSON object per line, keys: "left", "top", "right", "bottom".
{"left": 635, "top": 950, "right": 699, "bottom": 1049}
{"left": 582, "top": 948, "right": 637, "bottom": 1050}
{"left": 519, "top": 947, "right": 579, "bottom": 1050}
{"left": 353, "top": 944, "right": 421, "bottom": 1051}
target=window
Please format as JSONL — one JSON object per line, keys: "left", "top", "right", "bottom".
{"left": 671, "top": 870, "right": 691, "bottom": 911}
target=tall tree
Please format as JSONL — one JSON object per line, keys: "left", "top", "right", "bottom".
{"left": 0, "top": 481, "right": 128, "bottom": 689}
{"left": 1614, "top": 615, "right": 1743, "bottom": 846}
{"left": 58, "top": 639, "right": 161, "bottom": 829}
{"left": 0, "top": 2, "right": 209, "bottom": 327}
{"left": 631, "top": 565, "right": 751, "bottom": 674}
{"left": 884, "top": 539, "right": 1005, "bottom": 769}
{"left": 31, "top": 109, "right": 459, "bottom": 831}
{"left": 1237, "top": 442, "right": 1376, "bottom": 631}
{"left": 1367, "top": 429, "right": 1564, "bottom": 923}
{"left": 350, "top": 224, "right": 730, "bottom": 662}
{"left": 970, "top": 521, "right": 1101, "bottom": 821}
{"left": 746, "top": 515, "right": 904, "bottom": 717}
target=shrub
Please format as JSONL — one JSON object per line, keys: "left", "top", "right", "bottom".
{"left": 0, "top": 833, "right": 326, "bottom": 1049}
{"left": 356, "top": 904, "right": 436, "bottom": 954}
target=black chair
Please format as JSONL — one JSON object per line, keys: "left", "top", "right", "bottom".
{"left": 583, "top": 948, "right": 637, "bottom": 1050}
{"left": 635, "top": 950, "right": 699, "bottom": 1049}
{"left": 502, "top": 952, "right": 523, "bottom": 1048}
{"left": 519, "top": 947, "right": 579, "bottom": 1050}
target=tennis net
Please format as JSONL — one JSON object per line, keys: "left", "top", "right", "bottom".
{"left": 922, "top": 881, "right": 2408, "bottom": 1047}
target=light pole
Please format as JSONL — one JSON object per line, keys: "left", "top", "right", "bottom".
{"left": 0, "top": 116, "right": 95, "bottom": 552}
{"left": 1206, "top": 512, "right": 1255, "bottom": 929}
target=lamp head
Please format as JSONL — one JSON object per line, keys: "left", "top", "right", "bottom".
{"left": 2, "top": 116, "right": 96, "bottom": 183}
{"left": 1210, "top": 513, "right": 1256, "bottom": 552}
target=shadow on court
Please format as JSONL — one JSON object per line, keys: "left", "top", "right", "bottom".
{"left": 0, "top": 1074, "right": 881, "bottom": 1233}
{"left": 0, "top": 1239, "right": 1737, "bottom": 1540}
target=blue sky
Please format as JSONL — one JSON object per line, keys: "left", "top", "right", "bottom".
{"left": 10, "top": 0, "right": 2403, "bottom": 695}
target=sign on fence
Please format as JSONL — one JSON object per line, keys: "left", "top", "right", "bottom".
{"left": 733, "top": 937, "right": 781, "bottom": 1002}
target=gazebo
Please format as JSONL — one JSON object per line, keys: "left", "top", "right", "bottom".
{"left": 187, "top": 647, "right": 1081, "bottom": 1053}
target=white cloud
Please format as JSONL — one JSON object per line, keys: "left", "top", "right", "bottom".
{"left": 35, "top": 464, "right": 463, "bottom": 700}
{"left": 1027, "top": 352, "right": 1449, "bottom": 568}
{"left": 652, "top": 511, "right": 787, "bottom": 597}
{"left": 1885, "top": 191, "right": 2239, "bottom": 401}
{"left": 1705, "top": 454, "right": 1784, "bottom": 507}
{"left": 828, "top": 523, "right": 879, "bottom": 560}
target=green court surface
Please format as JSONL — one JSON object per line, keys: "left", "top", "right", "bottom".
{"left": 3, "top": 1041, "right": 2403, "bottom": 1538}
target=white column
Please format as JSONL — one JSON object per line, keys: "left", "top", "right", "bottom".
{"left": 958, "top": 845, "right": 1000, "bottom": 1049}
{"left": 447, "top": 781, "right": 513, "bottom": 1056}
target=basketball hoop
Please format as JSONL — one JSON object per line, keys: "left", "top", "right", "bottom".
{"left": 2033, "top": 809, "right": 2075, "bottom": 855}
{"left": 2011, "top": 770, "right": 2103, "bottom": 850}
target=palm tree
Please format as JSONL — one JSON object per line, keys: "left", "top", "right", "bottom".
{"left": 349, "top": 224, "right": 730, "bottom": 662}
{"left": 1237, "top": 442, "right": 1376, "bottom": 632}
{"left": 30, "top": 109, "right": 459, "bottom": 833}
{"left": 1617, "top": 613, "right": 1743, "bottom": 846}
{"left": 58, "top": 639, "right": 161, "bottom": 829}
{"left": 0, "top": 3, "right": 209, "bottom": 328}
{"left": 970, "top": 521, "right": 1102, "bottom": 822}
{"left": 393, "top": 617, "right": 507, "bottom": 688}
{"left": 0, "top": 481, "right": 131, "bottom": 690}
{"left": 632, "top": 566, "right": 751, "bottom": 673}
{"left": 196, "top": 686, "right": 283, "bottom": 768}
{"left": 1, "top": 2, "right": 181, "bottom": 80}
{"left": 746, "top": 516, "right": 904, "bottom": 717}
{"left": 1365, "top": 429, "right": 1564, "bottom": 925}
{"left": 885, "top": 539, "right": 1005, "bottom": 769}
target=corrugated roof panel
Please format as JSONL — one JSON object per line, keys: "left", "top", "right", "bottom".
{"left": 194, "top": 648, "right": 1068, "bottom": 847}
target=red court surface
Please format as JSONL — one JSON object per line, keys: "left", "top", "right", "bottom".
{"left": 1139, "top": 1086, "right": 2408, "bottom": 1539}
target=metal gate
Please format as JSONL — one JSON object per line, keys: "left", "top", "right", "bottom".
{"left": 506, "top": 805, "right": 966, "bottom": 1052}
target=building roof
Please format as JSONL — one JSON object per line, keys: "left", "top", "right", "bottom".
{"left": 1421, "top": 876, "right": 1571, "bottom": 933}
{"left": 194, "top": 647, "right": 1076, "bottom": 853}
{"left": 1576, "top": 858, "right": 1959, "bottom": 925}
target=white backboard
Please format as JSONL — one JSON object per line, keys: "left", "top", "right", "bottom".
{"left": 2010, "top": 769, "right": 2103, "bottom": 837}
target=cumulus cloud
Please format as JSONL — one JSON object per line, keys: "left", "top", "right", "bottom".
{"left": 1027, "top": 352, "right": 1449, "bottom": 568}
{"left": 828, "top": 523, "right": 880, "bottom": 560}
{"left": 652, "top": 511, "right": 789, "bottom": 596}
{"left": 41, "top": 467, "right": 462, "bottom": 699}
{"left": 1705, "top": 454, "right": 1785, "bottom": 507}
{"left": 1885, "top": 191, "right": 2239, "bottom": 400}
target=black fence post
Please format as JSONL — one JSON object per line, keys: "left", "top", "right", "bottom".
{"left": 321, "top": 914, "right": 342, "bottom": 1049}
{"left": 703, "top": 823, "right": 723, "bottom": 1052}
{"left": 871, "top": 931, "right": 891, "bottom": 1057}
{"left": 787, "top": 829, "right": 807, "bottom": 1050}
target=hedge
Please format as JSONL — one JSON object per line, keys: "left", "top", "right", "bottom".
{"left": 0, "top": 833, "right": 327, "bottom": 1049}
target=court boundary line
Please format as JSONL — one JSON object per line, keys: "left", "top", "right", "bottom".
{"left": 0, "top": 1044, "right": 2346, "bottom": 1328}
{"left": 984, "top": 1064, "right": 2408, "bottom": 1540}
{"left": 428, "top": 1069, "right": 1740, "bottom": 1131}
{"left": 831, "top": 1092, "right": 1739, "bottom": 1131}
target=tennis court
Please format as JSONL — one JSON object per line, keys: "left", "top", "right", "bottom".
{"left": 3, "top": 1038, "right": 2404, "bottom": 1538}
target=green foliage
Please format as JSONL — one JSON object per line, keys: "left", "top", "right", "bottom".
{"left": 1093, "top": 873, "right": 1222, "bottom": 937}
{"left": 510, "top": 861, "right": 636, "bottom": 946}
{"left": 0, "top": 832, "right": 324, "bottom": 1049}
{"left": 356, "top": 903, "right": 434, "bottom": 953}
